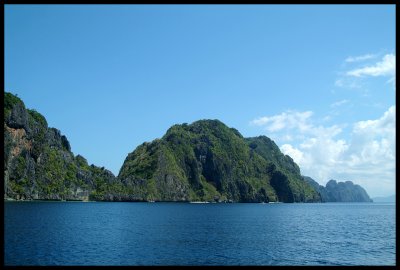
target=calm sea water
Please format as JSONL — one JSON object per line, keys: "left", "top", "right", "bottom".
{"left": 4, "top": 201, "right": 396, "bottom": 266}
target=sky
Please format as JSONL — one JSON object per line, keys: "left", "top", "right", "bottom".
{"left": 5, "top": 5, "right": 395, "bottom": 197}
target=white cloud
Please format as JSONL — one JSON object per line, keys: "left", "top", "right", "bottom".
{"left": 336, "top": 53, "right": 396, "bottom": 90}
{"left": 353, "top": 105, "right": 395, "bottom": 136}
{"left": 334, "top": 77, "right": 363, "bottom": 89}
{"left": 252, "top": 106, "right": 396, "bottom": 197}
{"left": 345, "top": 53, "right": 376, "bottom": 63}
{"left": 346, "top": 54, "right": 395, "bottom": 78}
{"left": 250, "top": 110, "right": 313, "bottom": 133}
{"left": 281, "top": 144, "right": 304, "bottom": 163}
{"left": 349, "top": 105, "right": 395, "bottom": 164}
{"left": 330, "top": 99, "right": 349, "bottom": 108}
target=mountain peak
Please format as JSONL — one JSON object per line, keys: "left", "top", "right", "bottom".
{"left": 119, "top": 118, "right": 321, "bottom": 202}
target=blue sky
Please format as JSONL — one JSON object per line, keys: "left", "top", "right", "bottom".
{"left": 5, "top": 5, "right": 395, "bottom": 197}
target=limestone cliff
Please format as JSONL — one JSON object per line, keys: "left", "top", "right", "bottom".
{"left": 4, "top": 92, "right": 117, "bottom": 201}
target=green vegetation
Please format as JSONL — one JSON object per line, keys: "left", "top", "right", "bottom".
{"left": 27, "top": 109, "right": 48, "bottom": 128}
{"left": 4, "top": 92, "right": 24, "bottom": 120}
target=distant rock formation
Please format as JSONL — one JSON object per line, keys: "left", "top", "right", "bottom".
{"left": 303, "top": 176, "right": 372, "bottom": 202}
{"left": 371, "top": 194, "right": 395, "bottom": 203}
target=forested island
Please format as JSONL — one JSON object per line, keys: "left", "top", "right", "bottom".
{"left": 4, "top": 92, "right": 372, "bottom": 203}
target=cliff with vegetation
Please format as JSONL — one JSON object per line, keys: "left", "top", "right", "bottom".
{"left": 118, "top": 120, "right": 321, "bottom": 202}
{"left": 4, "top": 92, "right": 119, "bottom": 201}
{"left": 303, "top": 176, "right": 372, "bottom": 202}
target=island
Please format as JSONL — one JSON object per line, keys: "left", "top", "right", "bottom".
{"left": 4, "top": 91, "right": 372, "bottom": 203}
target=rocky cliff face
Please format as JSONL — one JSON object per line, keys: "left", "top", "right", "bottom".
{"left": 302, "top": 176, "right": 330, "bottom": 202}
{"left": 4, "top": 92, "right": 117, "bottom": 201}
{"left": 245, "top": 136, "right": 319, "bottom": 203}
{"left": 325, "top": 179, "right": 372, "bottom": 202}
{"left": 303, "top": 176, "right": 372, "bottom": 202}
{"left": 118, "top": 120, "right": 321, "bottom": 203}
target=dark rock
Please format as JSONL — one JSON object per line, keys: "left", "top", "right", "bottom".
{"left": 61, "top": 135, "right": 71, "bottom": 151}
{"left": 6, "top": 102, "right": 30, "bottom": 134}
{"left": 45, "top": 128, "right": 64, "bottom": 149}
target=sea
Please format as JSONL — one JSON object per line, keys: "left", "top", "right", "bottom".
{"left": 4, "top": 201, "right": 396, "bottom": 266}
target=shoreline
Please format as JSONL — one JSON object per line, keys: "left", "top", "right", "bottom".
{"left": 3, "top": 198, "right": 380, "bottom": 204}
{"left": 4, "top": 198, "right": 92, "bottom": 203}
{"left": 3, "top": 198, "right": 272, "bottom": 203}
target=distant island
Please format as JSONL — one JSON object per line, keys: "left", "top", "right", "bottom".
{"left": 303, "top": 177, "right": 372, "bottom": 202}
{"left": 4, "top": 92, "right": 372, "bottom": 203}
{"left": 371, "top": 195, "right": 395, "bottom": 203}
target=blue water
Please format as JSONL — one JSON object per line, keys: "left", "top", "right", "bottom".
{"left": 4, "top": 202, "right": 396, "bottom": 266}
